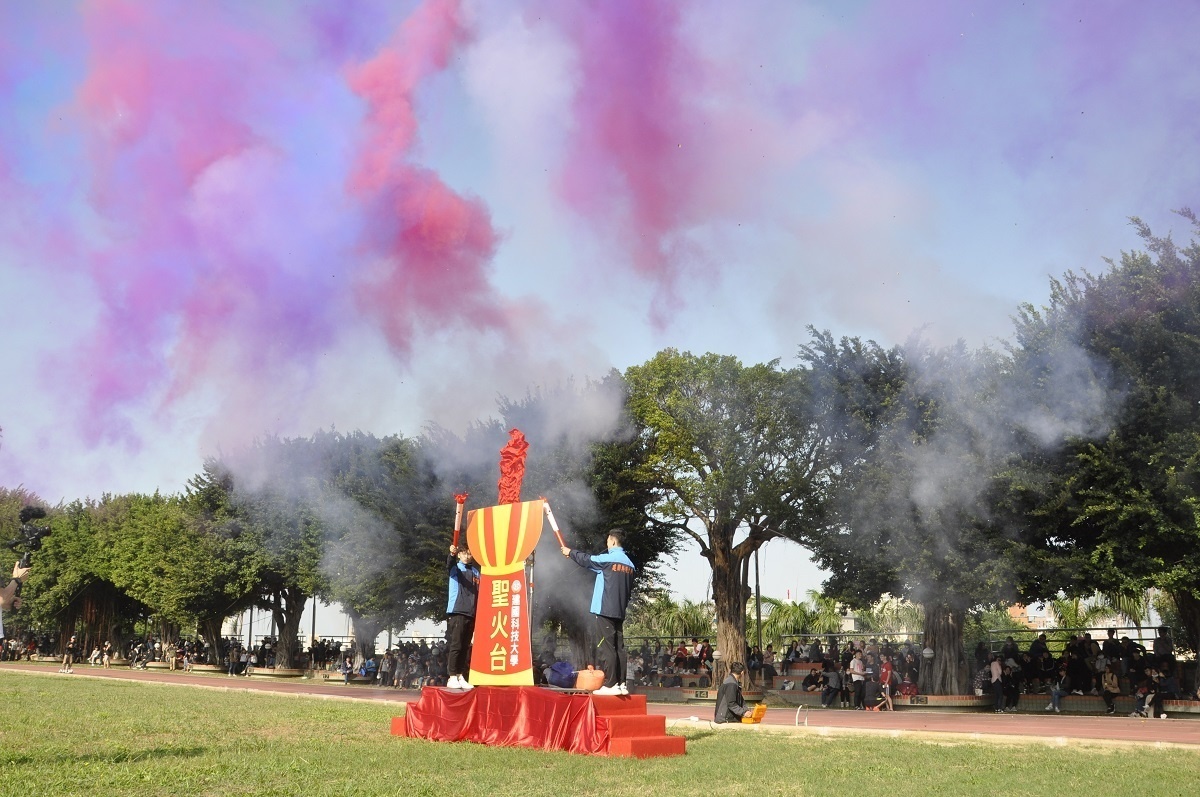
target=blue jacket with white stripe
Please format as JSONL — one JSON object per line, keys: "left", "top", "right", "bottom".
{"left": 446, "top": 556, "right": 480, "bottom": 617}
{"left": 569, "top": 546, "right": 635, "bottom": 620}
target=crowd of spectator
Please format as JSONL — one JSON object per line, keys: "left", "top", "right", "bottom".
{"left": 7, "top": 624, "right": 1195, "bottom": 718}
{"left": 973, "top": 627, "right": 1187, "bottom": 717}
{"left": 0, "top": 630, "right": 288, "bottom": 675}
{"left": 319, "top": 639, "right": 451, "bottom": 688}
{"left": 767, "top": 636, "right": 924, "bottom": 710}
{"left": 601, "top": 635, "right": 924, "bottom": 711}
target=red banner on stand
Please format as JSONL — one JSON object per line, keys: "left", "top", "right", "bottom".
{"left": 466, "top": 499, "right": 543, "bottom": 686}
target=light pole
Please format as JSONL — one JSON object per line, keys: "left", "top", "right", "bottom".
{"left": 754, "top": 547, "right": 763, "bottom": 653}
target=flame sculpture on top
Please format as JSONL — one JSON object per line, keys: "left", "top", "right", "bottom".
{"left": 465, "top": 428, "right": 544, "bottom": 686}
{"left": 497, "top": 428, "right": 529, "bottom": 503}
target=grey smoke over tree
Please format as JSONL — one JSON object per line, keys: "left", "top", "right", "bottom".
{"left": 309, "top": 430, "right": 443, "bottom": 663}
{"left": 217, "top": 435, "right": 329, "bottom": 669}
{"left": 799, "top": 323, "right": 1116, "bottom": 695}
{"left": 1007, "top": 210, "right": 1200, "bottom": 656}
{"left": 418, "top": 374, "right": 678, "bottom": 665}
{"left": 185, "top": 375, "right": 672, "bottom": 667}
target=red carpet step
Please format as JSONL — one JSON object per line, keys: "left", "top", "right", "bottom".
{"left": 391, "top": 686, "right": 685, "bottom": 758}
{"left": 593, "top": 694, "right": 686, "bottom": 758}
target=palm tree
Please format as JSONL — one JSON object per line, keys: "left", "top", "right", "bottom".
{"left": 624, "top": 591, "right": 678, "bottom": 639}
{"left": 628, "top": 593, "right": 715, "bottom": 640}
{"left": 1046, "top": 595, "right": 1117, "bottom": 651}
{"left": 671, "top": 599, "right": 717, "bottom": 639}
{"left": 856, "top": 596, "right": 923, "bottom": 637}
{"left": 754, "top": 597, "right": 815, "bottom": 648}
{"left": 1099, "top": 588, "right": 1152, "bottom": 634}
{"left": 804, "top": 590, "right": 846, "bottom": 635}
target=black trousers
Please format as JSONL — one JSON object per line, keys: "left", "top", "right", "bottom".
{"left": 594, "top": 614, "right": 626, "bottom": 687}
{"left": 446, "top": 613, "right": 474, "bottom": 677}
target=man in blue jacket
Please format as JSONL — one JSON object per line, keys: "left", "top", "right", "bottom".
{"left": 562, "top": 530, "right": 635, "bottom": 696}
{"left": 446, "top": 544, "right": 480, "bottom": 689}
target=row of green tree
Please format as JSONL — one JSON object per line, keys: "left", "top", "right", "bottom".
{"left": 0, "top": 377, "right": 674, "bottom": 668}
{"left": 3, "top": 212, "right": 1198, "bottom": 693}
{"left": 625, "top": 590, "right": 1177, "bottom": 659}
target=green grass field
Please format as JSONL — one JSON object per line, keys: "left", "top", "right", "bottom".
{"left": 2, "top": 673, "right": 1198, "bottom": 796}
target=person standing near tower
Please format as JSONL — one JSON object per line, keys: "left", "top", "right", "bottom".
{"left": 562, "top": 530, "right": 636, "bottom": 696}
{"left": 445, "top": 544, "right": 480, "bottom": 689}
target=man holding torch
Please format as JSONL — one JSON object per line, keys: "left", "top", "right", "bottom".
{"left": 446, "top": 494, "right": 479, "bottom": 690}
{"left": 560, "top": 528, "right": 636, "bottom": 696}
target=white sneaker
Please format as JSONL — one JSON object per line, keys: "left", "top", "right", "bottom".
{"left": 594, "top": 685, "right": 622, "bottom": 696}
{"left": 1044, "top": 704, "right": 1053, "bottom": 711}
{"left": 1159, "top": 714, "right": 1167, "bottom": 719}
{"left": 617, "top": 682, "right": 629, "bottom": 695}
{"left": 459, "top": 678, "right": 474, "bottom": 690}
{"left": 446, "top": 675, "right": 462, "bottom": 689}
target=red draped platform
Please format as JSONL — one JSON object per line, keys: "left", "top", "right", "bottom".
{"left": 391, "top": 687, "right": 686, "bottom": 758}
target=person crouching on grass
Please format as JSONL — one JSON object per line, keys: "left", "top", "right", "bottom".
{"left": 715, "top": 662, "right": 753, "bottom": 723}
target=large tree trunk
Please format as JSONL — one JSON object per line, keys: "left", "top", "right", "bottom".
{"left": 80, "top": 585, "right": 122, "bottom": 656}
{"left": 710, "top": 543, "right": 748, "bottom": 683}
{"left": 156, "top": 618, "right": 180, "bottom": 645}
{"left": 269, "top": 586, "right": 308, "bottom": 669}
{"left": 919, "top": 602, "right": 970, "bottom": 695}
{"left": 198, "top": 616, "right": 225, "bottom": 666}
{"left": 347, "top": 609, "right": 383, "bottom": 668}
{"left": 1170, "top": 589, "right": 1200, "bottom": 658}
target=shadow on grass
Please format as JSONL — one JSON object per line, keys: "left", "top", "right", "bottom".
{"left": 4, "top": 745, "right": 209, "bottom": 766}
{"left": 678, "top": 730, "right": 718, "bottom": 742}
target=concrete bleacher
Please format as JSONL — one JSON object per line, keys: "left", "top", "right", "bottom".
{"left": 764, "top": 687, "right": 1200, "bottom": 716}
{"left": 632, "top": 680, "right": 1200, "bottom": 717}
{"left": 768, "top": 688, "right": 992, "bottom": 711}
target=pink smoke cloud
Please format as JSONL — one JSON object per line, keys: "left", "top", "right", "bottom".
{"left": 63, "top": 0, "right": 278, "bottom": 444}
{"left": 550, "top": 0, "right": 706, "bottom": 322}
{"left": 14, "top": 0, "right": 514, "bottom": 449}
{"left": 544, "top": 0, "right": 819, "bottom": 326}
{"left": 345, "top": 0, "right": 507, "bottom": 355}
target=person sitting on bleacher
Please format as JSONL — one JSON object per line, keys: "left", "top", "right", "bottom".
{"left": 1045, "top": 663, "right": 1070, "bottom": 713}
{"left": 820, "top": 665, "right": 841, "bottom": 707}
{"left": 673, "top": 641, "right": 689, "bottom": 670}
{"left": 999, "top": 636, "right": 1021, "bottom": 665}
{"left": 1101, "top": 663, "right": 1121, "bottom": 715}
{"left": 1038, "top": 651, "right": 1057, "bottom": 693}
{"left": 1131, "top": 666, "right": 1162, "bottom": 718}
